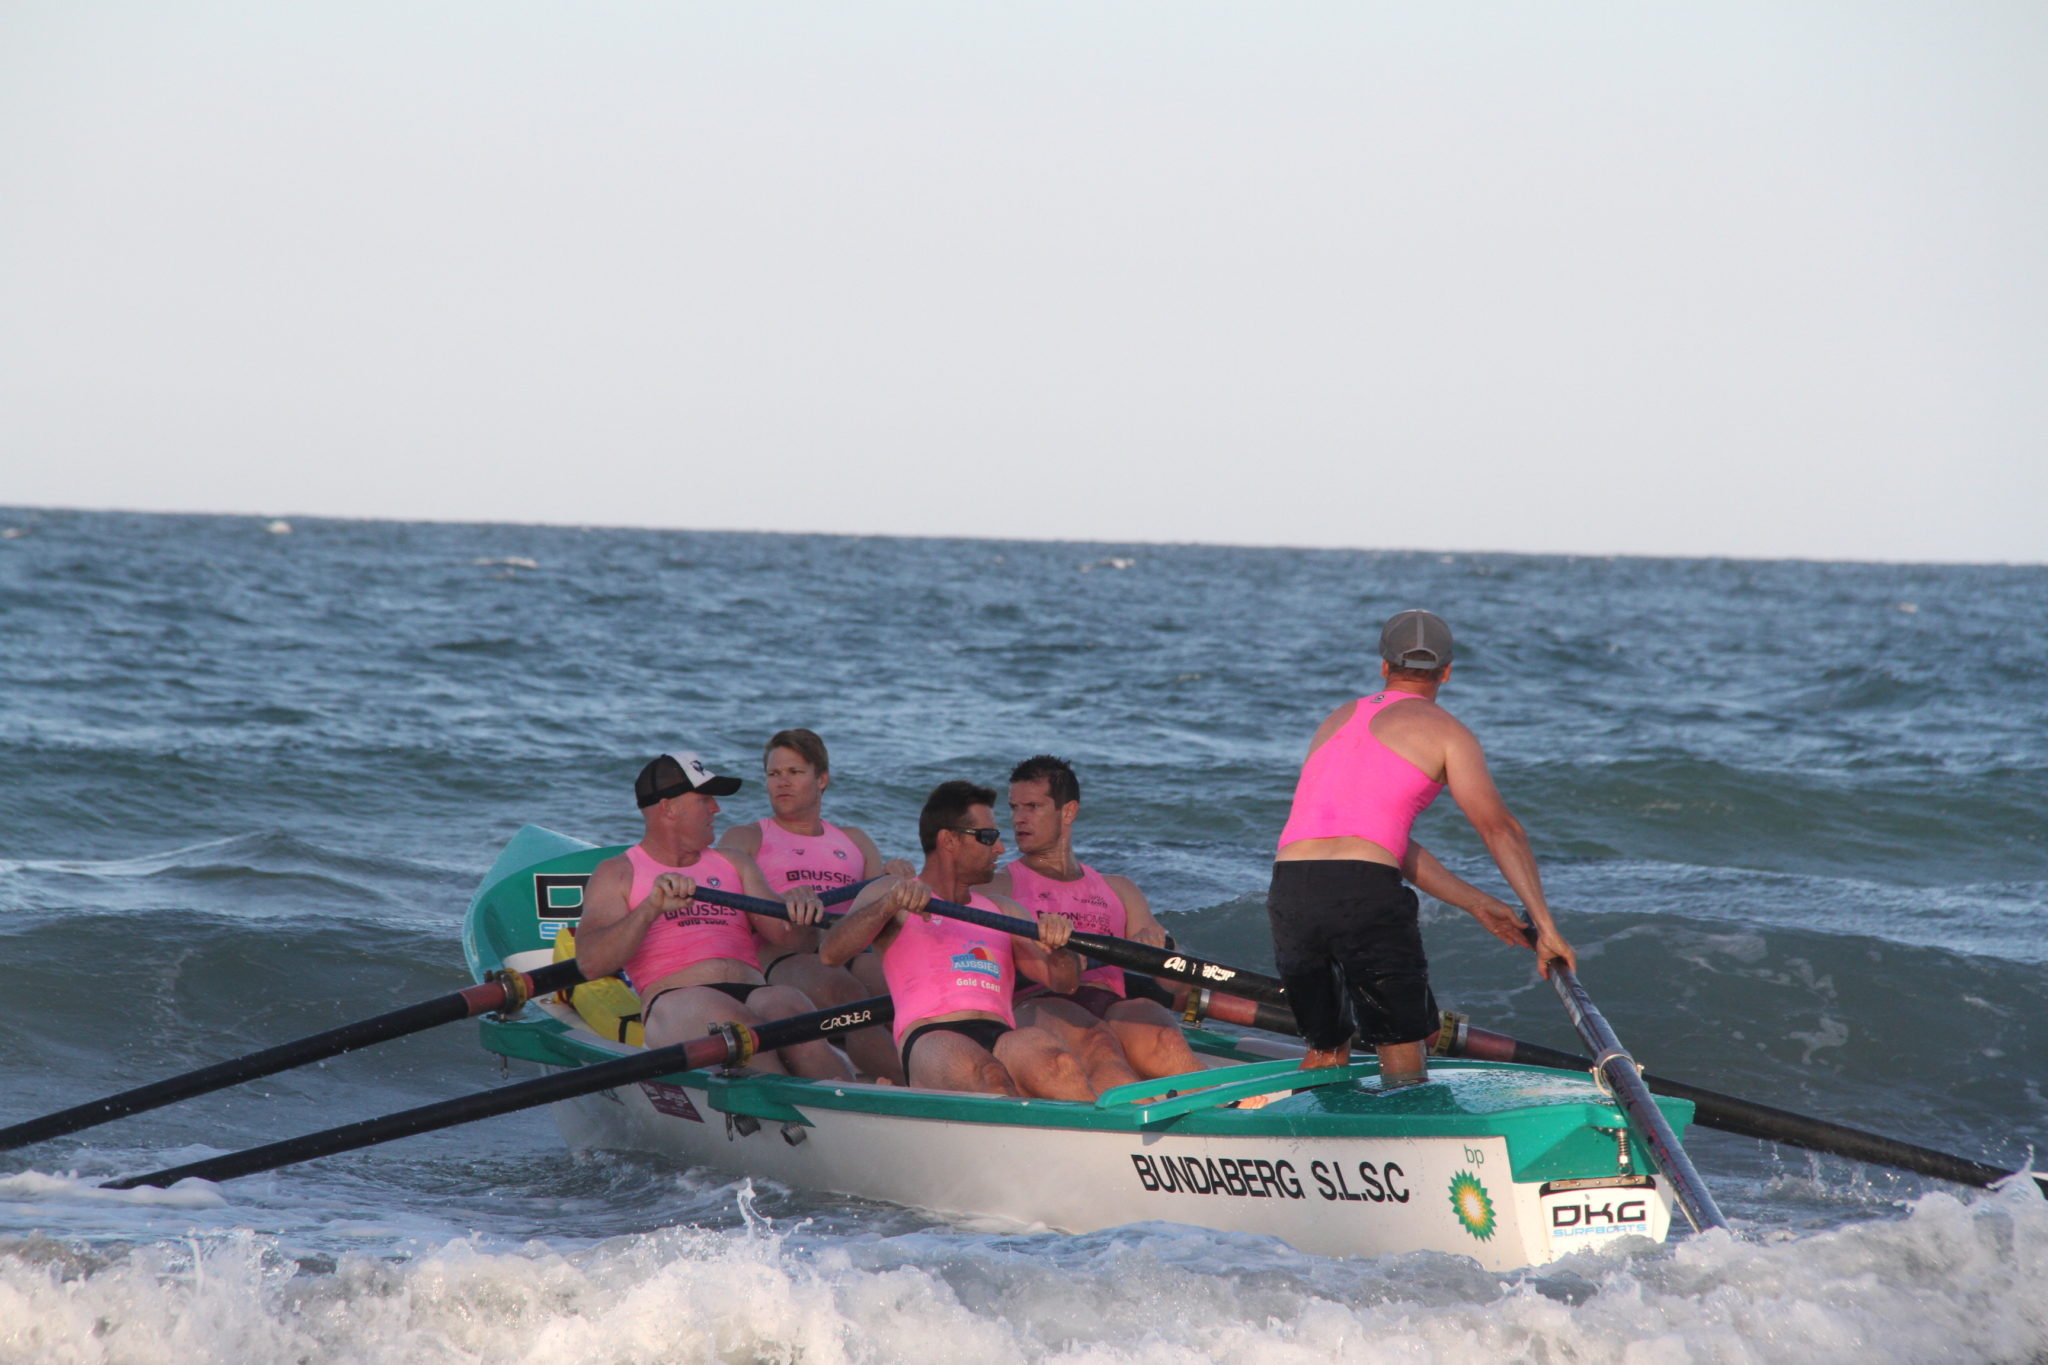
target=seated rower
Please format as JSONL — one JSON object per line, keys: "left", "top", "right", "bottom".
{"left": 993, "top": 755, "right": 1205, "bottom": 1083}
{"left": 575, "top": 750, "right": 852, "bottom": 1081}
{"left": 820, "top": 780, "right": 1095, "bottom": 1099}
{"left": 719, "top": 727, "right": 914, "bottom": 1082}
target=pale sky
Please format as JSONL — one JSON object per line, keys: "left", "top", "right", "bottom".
{"left": 3, "top": 3, "right": 2044, "bottom": 562}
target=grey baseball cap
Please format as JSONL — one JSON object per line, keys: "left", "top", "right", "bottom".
{"left": 1379, "top": 610, "right": 1453, "bottom": 669}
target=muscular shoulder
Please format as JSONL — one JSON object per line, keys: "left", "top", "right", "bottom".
{"left": 720, "top": 845, "right": 765, "bottom": 878}
{"left": 1099, "top": 870, "right": 1147, "bottom": 908}
{"left": 1306, "top": 699, "right": 1360, "bottom": 752}
{"left": 718, "top": 821, "right": 764, "bottom": 855}
{"left": 986, "top": 891, "right": 1031, "bottom": 921}
{"left": 983, "top": 867, "right": 1015, "bottom": 898}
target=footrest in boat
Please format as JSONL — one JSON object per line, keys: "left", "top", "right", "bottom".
{"left": 1093, "top": 1059, "right": 1381, "bottom": 1124}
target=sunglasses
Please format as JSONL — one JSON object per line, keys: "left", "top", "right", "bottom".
{"left": 950, "top": 826, "right": 1002, "bottom": 846}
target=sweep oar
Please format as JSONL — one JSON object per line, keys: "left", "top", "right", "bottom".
{"left": 1443, "top": 1019, "right": 2048, "bottom": 1198}
{"left": 1540, "top": 955, "right": 1729, "bottom": 1233}
{"left": 729, "top": 886, "right": 2039, "bottom": 1203}
{"left": 690, "top": 884, "right": 1290, "bottom": 1004}
{"left": 104, "top": 994, "right": 894, "bottom": 1189}
{"left": 0, "top": 960, "right": 589, "bottom": 1152}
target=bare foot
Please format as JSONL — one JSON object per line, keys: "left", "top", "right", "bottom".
{"left": 1298, "top": 1041, "right": 1354, "bottom": 1070}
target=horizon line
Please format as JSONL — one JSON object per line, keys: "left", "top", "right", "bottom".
{"left": 2, "top": 501, "right": 2040, "bottom": 572}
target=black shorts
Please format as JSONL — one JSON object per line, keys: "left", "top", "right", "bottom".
{"left": 899, "top": 1018, "right": 1012, "bottom": 1076}
{"left": 644, "top": 980, "right": 759, "bottom": 1017}
{"left": 1266, "top": 860, "right": 1436, "bottom": 1050}
{"left": 1122, "top": 972, "right": 1178, "bottom": 1009}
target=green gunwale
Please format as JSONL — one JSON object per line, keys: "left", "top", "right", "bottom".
{"left": 467, "top": 824, "right": 1692, "bottom": 1185}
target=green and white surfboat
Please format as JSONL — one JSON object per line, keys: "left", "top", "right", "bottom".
{"left": 467, "top": 825, "right": 1697, "bottom": 1271}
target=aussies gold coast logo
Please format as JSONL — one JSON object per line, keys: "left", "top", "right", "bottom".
{"left": 1447, "top": 1170, "right": 1497, "bottom": 1241}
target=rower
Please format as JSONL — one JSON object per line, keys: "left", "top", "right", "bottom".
{"left": 719, "top": 727, "right": 914, "bottom": 1081}
{"left": 1270, "top": 610, "right": 1578, "bottom": 1085}
{"left": 574, "top": 750, "right": 852, "bottom": 1080}
{"left": 990, "top": 755, "right": 1205, "bottom": 1085}
{"left": 819, "top": 780, "right": 1095, "bottom": 1099}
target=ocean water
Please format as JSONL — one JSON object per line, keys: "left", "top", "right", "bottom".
{"left": 1, "top": 507, "right": 2043, "bottom": 1364}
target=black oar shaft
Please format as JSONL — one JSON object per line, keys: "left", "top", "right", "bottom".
{"left": 1548, "top": 965, "right": 1730, "bottom": 1233}
{"left": 104, "top": 995, "right": 895, "bottom": 1190}
{"left": 693, "top": 884, "right": 1289, "bottom": 1003}
{"left": 1, "top": 960, "right": 587, "bottom": 1152}
{"left": 1457, "top": 1024, "right": 2046, "bottom": 1197}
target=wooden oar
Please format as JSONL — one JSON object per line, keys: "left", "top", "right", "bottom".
{"left": 1542, "top": 956, "right": 1730, "bottom": 1232}
{"left": 0, "top": 960, "right": 589, "bottom": 1152}
{"left": 103, "top": 994, "right": 895, "bottom": 1189}
{"left": 1444, "top": 1019, "right": 2048, "bottom": 1199}
{"left": 690, "top": 884, "right": 1290, "bottom": 1004}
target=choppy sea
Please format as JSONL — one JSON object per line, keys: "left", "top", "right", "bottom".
{"left": 2, "top": 508, "right": 2044, "bottom": 1364}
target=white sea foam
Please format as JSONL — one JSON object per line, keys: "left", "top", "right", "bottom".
{"left": 0, "top": 1172, "right": 225, "bottom": 1210}
{"left": 1, "top": 1182, "right": 2042, "bottom": 1365}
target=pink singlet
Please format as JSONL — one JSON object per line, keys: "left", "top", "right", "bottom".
{"left": 619, "top": 845, "right": 762, "bottom": 991}
{"left": 751, "top": 818, "right": 866, "bottom": 892}
{"left": 1004, "top": 861, "right": 1126, "bottom": 996}
{"left": 1276, "top": 691, "right": 1444, "bottom": 863}
{"left": 880, "top": 892, "right": 1020, "bottom": 1043}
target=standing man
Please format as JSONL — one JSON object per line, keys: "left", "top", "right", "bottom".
{"left": 821, "top": 780, "right": 1095, "bottom": 1099}
{"left": 575, "top": 750, "right": 852, "bottom": 1081}
{"left": 991, "top": 755, "right": 1204, "bottom": 1084}
{"left": 1270, "top": 611, "right": 1577, "bottom": 1086}
{"left": 721, "top": 727, "right": 912, "bottom": 1081}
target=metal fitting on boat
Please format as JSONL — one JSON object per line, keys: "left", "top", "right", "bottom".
{"left": 1430, "top": 1010, "right": 1469, "bottom": 1057}
{"left": 486, "top": 968, "right": 532, "bottom": 1020}
{"left": 709, "top": 1021, "right": 756, "bottom": 1066}
{"left": 1183, "top": 989, "right": 1211, "bottom": 1025}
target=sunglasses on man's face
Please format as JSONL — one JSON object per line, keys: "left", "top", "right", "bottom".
{"left": 951, "top": 826, "right": 1002, "bottom": 846}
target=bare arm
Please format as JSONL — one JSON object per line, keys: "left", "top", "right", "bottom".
{"left": 1401, "top": 840, "right": 1539, "bottom": 952}
{"left": 1102, "top": 873, "right": 1168, "bottom": 949}
{"left": 819, "top": 874, "right": 915, "bottom": 966}
{"left": 730, "top": 848, "right": 821, "bottom": 950}
{"left": 1439, "top": 726, "right": 1577, "bottom": 975}
{"left": 575, "top": 855, "right": 689, "bottom": 978}
{"left": 1002, "top": 894, "right": 1080, "bottom": 994}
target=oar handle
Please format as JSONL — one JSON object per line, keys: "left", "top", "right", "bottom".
{"left": 105, "top": 994, "right": 897, "bottom": 1189}
{"left": 689, "top": 884, "right": 1290, "bottom": 1004}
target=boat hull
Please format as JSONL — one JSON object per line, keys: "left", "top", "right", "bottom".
{"left": 468, "top": 826, "right": 1686, "bottom": 1269}
{"left": 535, "top": 1056, "right": 1670, "bottom": 1268}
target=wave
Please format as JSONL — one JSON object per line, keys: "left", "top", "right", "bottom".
{"left": 0, "top": 1180, "right": 2041, "bottom": 1365}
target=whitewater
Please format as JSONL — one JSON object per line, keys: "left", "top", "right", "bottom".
{"left": 2, "top": 508, "right": 2043, "bottom": 1363}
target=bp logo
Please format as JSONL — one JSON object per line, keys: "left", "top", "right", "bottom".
{"left": 1448, "top": 1170, "right": 1497, "bottom": 1241}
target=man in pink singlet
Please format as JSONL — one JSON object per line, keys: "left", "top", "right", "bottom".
{"left": 575, "top": 750, "right": 852, "bottom": 1080}
{"left": 989, "top": 755, "right": 1205, "bottom": 1086}
{"left": 720, "top": 727, "right": 914, "bottom": 1082}
{"left": 1271, "top": 611, "right": 1577, "bottom": 1087}
{"left": 820, "top": 780, "right": 1097, "bottom": 1099}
